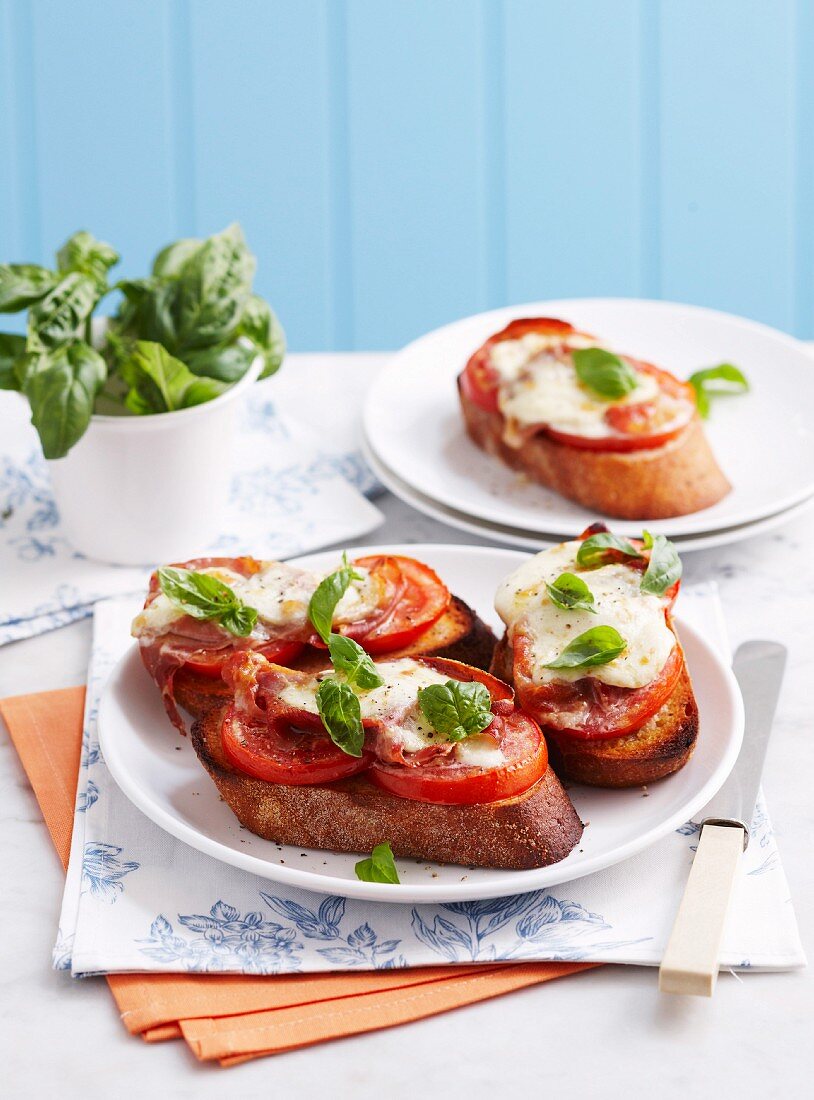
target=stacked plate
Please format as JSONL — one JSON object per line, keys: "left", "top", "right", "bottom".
{"left": 363, "top": 298, "right": 814, "bottom": 551}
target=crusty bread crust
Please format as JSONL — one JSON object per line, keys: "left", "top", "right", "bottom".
{"left": 490, "top": 635, "right": 699, "bottom": 788}
{"left": 191, "top": 706, "right": 583, "bottom": 870}
{"left": 173, "top": 595, "right": 496, "bottom": 720}
{"left": 459, "top": 379, "right": 730, "bottom": 520}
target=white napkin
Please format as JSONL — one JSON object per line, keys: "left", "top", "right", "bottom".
{"left": 0, "top": 373, "right": 383, "bottom": 645}
{"left": 54, "top": 583, "right": 805, "bottom": 976}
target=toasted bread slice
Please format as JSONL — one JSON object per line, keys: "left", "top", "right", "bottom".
{"left": 491, "top": 635, "right": 699, "bottom": 788}
{"left": 173, "top": 595, "right": 497, "bottom": 720}
{"left": 459, "top": 379, "right": 730, "bottom": 520}
{"left": 191, "top": 705, "right": 583, "bottom": 870}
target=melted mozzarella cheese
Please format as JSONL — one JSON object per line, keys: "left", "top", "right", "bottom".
{"left": 279, "top": 658, "right": 505, "bottom": 765}
{"left": 496, "top": 346, "right": 661, "bottom": 441}
{"left": 489, "top": 332, "right": 595, "bottom": 382}
{"left": 495, "top": 541, "right": 675, "bottom": 689}
{"left": 131, "top": 560, "right": 385, "bottom": 641}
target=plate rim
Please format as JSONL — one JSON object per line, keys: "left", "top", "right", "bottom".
{"left": 362, "top": 436, "right": 814, "bottom": 553}
{"left": 98, "top": 542, "right": 745, "bottom": 904}
{"left": 364, "top": 296, "right": 814, "bottom": 537}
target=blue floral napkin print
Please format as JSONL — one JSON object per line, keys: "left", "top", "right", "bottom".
{"left": 55, "top": 585, "right": 805, "bottom": 977}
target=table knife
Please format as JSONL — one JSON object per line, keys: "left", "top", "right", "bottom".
{"left": 658, "top": 639, "right": 787, "bottom": 996}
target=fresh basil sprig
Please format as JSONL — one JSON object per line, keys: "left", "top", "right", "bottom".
{"left": 640, "top": 532, "right": 682, "bottom": 597}
{"left": 576, "top": 532, "right": 643, "bottom": 568}
{"left": 546, "top": 572, "right": 597, "bottom": 614}
{"left": 157, "top": 566, "right": 258, "bottom": 637}
{"left": 573, "top": 347, "right": 638, "bottom": 399}
{"left": 417, "top": 679, "right": 493, "bottom": 743}
{"left": 544, "top": 625, "right": 627, "bottom": 670}
{"left": 119, "top": 340, "right": 226, "bottom": 414}
{"left": 315, "top": 678, "right": 365, "bottom": 757}
{"left": 688, "top": 363, "right": 749, "bottom": 419}
{"left": 23, "top": 342, "right": 107, "bottom": 459}
{"left": 308, "top": 554, "right": 362, "bottom": 645}
{"left": 355, "top": 842, "right": 400, "bottom": 885}
{"left": 327, "top": 634, "right": 384, "bottom": 690}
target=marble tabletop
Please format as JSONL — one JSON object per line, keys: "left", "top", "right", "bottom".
{"left": 1, "top": 358, "right": 812, "bottom": 1097}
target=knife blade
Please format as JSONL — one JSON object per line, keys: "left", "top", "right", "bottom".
{"left": 697, "top": 640, "right": 787, "bottom": 840}
{"left": 659, "top": 639, "right": 787, "bottom": 996}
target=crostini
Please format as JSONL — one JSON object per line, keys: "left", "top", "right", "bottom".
{"left": 490, "top": 524, "right": 698, "bottom": 788}
{"left": 458, "top": 317, "right": 730, "bottom": 519}
{"left": 191, "top": 652, "right": 583, "bottom": 870}
{"left": 132, "top": 554, "right": 496, "bottom": 730}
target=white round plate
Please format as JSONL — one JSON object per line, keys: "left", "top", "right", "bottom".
{"left": 363, "top": 438, "right": 814, "bottom": 554}
{"left": 364, "top": 299, "right": 814, "bottom": 538}
{"left": 99, "top": 544, "right": 743, "bottom": 904}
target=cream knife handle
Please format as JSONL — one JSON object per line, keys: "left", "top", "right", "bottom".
{"left": 659, "top": 823, "right": 745, "bottom": 996}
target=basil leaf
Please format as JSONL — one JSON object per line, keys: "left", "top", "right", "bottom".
{"left": 0, "top": 333, "right": 26, "bottom": 390}
{"left": 114, "top": 277, "right": 179, "bottom": 351}
{"left": 641, "top": 529, "right": 654, "bottom": 549}
{"left": 238, "top": 295, "right": 286, "bottom": 380}
{"left": 22, "top": 342, "right": 106, "bottom": 459}
{"left": 576, "top": 532, "right": 643, "bottom": 568}
{"left": 119, "top": 340, "right": 203, "bottom": 413}
{"left": 183, "top": 338, "right": 257, "bottom": 383}
{"left": 27, "top": 272, "right": 99, "bottom": 351}
{"left": 544, "top": 625, "right": 627, "bottom": 670}
{"left": 152, "top": 237, "right": 203, "bottom": 278}
{"left": 688, "top": 363, "right": 749, "bottom": 419}
{"left": 355, "top": 842, "right": 400, "bottom": 885}
{"left": 315, "top": 678, "right": 365, "bottom": 757}
{"left": 417, "top": 679, "right": 493, "bottom": 743}
{"left": 56, "top": 230, "right": 119, "bottom": 290}
{"left": 172, "top": 223, "right": 255, "bottom": 350}
{"left": 327, "top": 634, "right": 384, "bottom": 690}
{"left": 545, "top": 572, "right": 597, "bottom": 614}
{"left": 181, "top": 376, "right": 229, "bottom": 408}
{"left": 157, "top": 566, "right": 258, "bottom": 637}
{"left": 0, "top": 264, "right": 58, "bottom": 313}
{"left": 573, "top": 347, "right": 638, "bottom": 399}
{"left": 308, "top": 554, "right": 361, "bottom": 645}
{"left": 640, "top": 533, "right": 682, "bottom": 597}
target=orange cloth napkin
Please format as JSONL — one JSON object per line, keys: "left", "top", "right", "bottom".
{"left": 1, "top": 686, "right": 595, "bottom": 1065}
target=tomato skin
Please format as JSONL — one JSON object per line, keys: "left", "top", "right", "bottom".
{"left": 221, "top": 708, "right": 374, "bottom": 785}
{"left": 370, "top": 711, "right": 548, "bottom": 805}
{"left": 183, "top": 640, "right": 305, "bottom": 679}
{"left": 461, "top": 317, "right": 580, "bottom": 413}
{"left": 461, "top": 320, "right": 696, "bottom": 452}
{"left": 336, "top": 555, "right": 450, "bottom": 655}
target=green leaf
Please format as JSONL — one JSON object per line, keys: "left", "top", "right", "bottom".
{"left": 355, "top": 842, "right": 400, "bottom": 885}
{"left": 543, "top": 625, "right": 627, "bottom": 670}
{"left": 0, "top": 333, "right": 26, "bottom": 390}
{"left": 181, "top": 376, "right": 229, "bottom": 408}
{"left": 157, "top": 566, "right": 258, "bottom": 637}
{"left": 183, "top": 338, "right": 257, "bottom": 383}
{"left": 545, "top": 572, "right": 597, "bottom": 614}
{"left": 688, "top": 363, "right": 749, "bottom": 419}
{"left": 0, "top": 264, "right": 58, "bottom": 313}
{"left": 27, "top": 272, "right": 99, "bottom": 351}
{"left": 640, "top": 533, "right": 682, "bottom": 597}
{"left": 327, "top": 634, "right": 384, "bottom": 690}
{"left": 315, "top": 678, "right": 365, "bottom": 757}
{"left": 417, "top": 679, "right": 493, "bottom": 743}
{"left": 238, "top": 295, "right": 286, "bottom": 379}
{"left": 172, "top": 223, "right": 256, "bottom": 350}
{"left": 308, "top": 554, "right": 362, "bottom": 645}
{"left": 575, "top": 531, "right": 643, "bottom": 569}
{"left": 113, "top": 278, "right": 179, "bottom": 351}
{"left": 152, "top": 238, "right": 203, "bottom": 278}
{"left": 573, "top": 347, "right": 638, "bottom": 399}
{"left": 56, "top": 230, "right": 119, "bottom": 290}
{"left": 22, "top": 342, "right": 106, "bottom": 459}
{"left": 119, "top": 340, "right": 203, "bottom": 414}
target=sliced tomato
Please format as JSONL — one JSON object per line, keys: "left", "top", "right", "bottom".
{"left": 221, "top": 708, "right": 374, "bottom": 786}
{"left": 335, "top": 555, "right": 450, "bottom": 655}
{"left": 371, "top": 710, "right": 547, "bottom": 804}
{"left": 460, "top": 317, "right": 580, "bottom": 413}
{"left": 513, "top": 631, "right": 684, "bottom": 741}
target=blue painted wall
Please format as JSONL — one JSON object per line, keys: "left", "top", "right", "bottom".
{"left": 1, "top": 0, "right": 811, "bottom": 348}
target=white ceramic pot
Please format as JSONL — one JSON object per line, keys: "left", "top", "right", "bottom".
{"left": 46, "top": 329, "right": 262, "bottom": 566}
